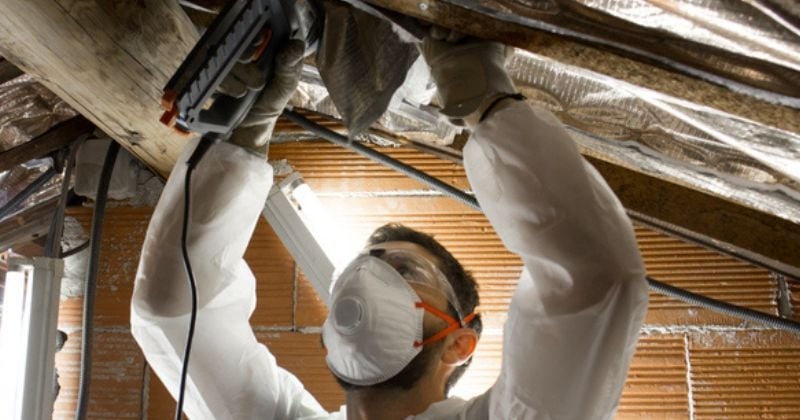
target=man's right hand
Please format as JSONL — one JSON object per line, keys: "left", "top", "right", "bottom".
{"left": 419, "top": 29, "right": 518, "bottom": 129}
{"left": 220, "top": 38, "right": 306, "bottom": 158}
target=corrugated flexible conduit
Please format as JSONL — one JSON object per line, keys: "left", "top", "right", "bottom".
{"left": 282, "top": 109, "right": 800, "bottom": 335}
{"left": 75, "top": 141, "right": 120, "bottom": 420}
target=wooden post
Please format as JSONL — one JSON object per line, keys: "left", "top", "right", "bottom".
{"left": 0, "top": 0, "right": 199, "bottom": 177}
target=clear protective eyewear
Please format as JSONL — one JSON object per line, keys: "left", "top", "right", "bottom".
{"left": 362, "top": 244, "right": 477, "bottom": 347}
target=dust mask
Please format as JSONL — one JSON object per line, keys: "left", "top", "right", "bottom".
{"left": 322, "top": 247, "right": 476, "bottom": 386}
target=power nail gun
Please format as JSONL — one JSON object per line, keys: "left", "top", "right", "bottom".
{"left": 160, "top": 0, "right": 321, "bottom": 138}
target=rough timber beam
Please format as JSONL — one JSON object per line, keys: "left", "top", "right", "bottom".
{"left": 0, "top": 0, "right": 199, "bottom": 177}
{"left": 0, "top": 199, "right": 57, "bottom": 251}
{"left": 0, "top": 117, "right": 94, "bottom": 172}
{"left": 585, "top": 158, "right": 800, "bottom": 278}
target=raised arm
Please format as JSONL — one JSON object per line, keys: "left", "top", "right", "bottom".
{"left": 131, "top": 40, "right": 326, "bottom": 419}
{"left": 422, "top": 36, "right": 648, "bottom": 418}
{"left": 469, "top": 98, "right": 647, "bottom": 419}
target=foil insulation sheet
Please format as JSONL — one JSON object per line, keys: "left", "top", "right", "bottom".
{"left": 316, "top": 0, "right": 420, "bottom": 135}
{"left": 577, "top": 0, "right": 800, "bottom": 71}
{"left": 0, "top": 75, "right": 76, "bottom": 222}
{"left": 288, "top": 47, "right": 800, "bottom": 224}
{"left": 506, "top": 49, "right": 800, "bottom": 223}
{"left": 443, "top": 0, "right": 800, "bottom": 106}
{"left": 0, "top": 75, "right": 76, "bottom": 149}
{"left": 288, "top": 63, "right": 458, "bottom": 144}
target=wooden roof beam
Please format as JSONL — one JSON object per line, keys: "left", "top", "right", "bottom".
{"left": 0, "top": 0, "right": 199, "bottom": 177}
{"left": 0, "top": 117, "right": 94, "bottom": 172}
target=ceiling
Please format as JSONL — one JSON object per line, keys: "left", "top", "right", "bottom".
{"left": 0, "top": 0, "right": 798, "bottom": 276}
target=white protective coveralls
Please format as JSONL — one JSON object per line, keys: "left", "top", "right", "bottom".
{"left": 131, "top": 100, "right": 649, "bottom": 419}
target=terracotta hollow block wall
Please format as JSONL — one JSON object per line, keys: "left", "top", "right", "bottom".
{"left": 52, "top": 141, "right": 800, "bottom": 418}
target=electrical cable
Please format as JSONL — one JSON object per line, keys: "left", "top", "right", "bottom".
{"left": 282, "top": 110, "right": 480, "bottom": 211}
{"left": 61, "top": 240, "right": 91, "bottom": 259}
{"left": 175, "top": 135, "right": 220, "bottom": 420}
{"left": 647, "top": 276, "right": 800, "bottom": 333}
{"left": 0, "top": 166, "right": 58, "bottom": 220}
{"left": 47, "top": 142, "right": 83, "bottom": 258}
{"left": 282, "top": 109, "right": 800, "bottom": 335}
{"left": 75, "top": 141, "right": 119, "bottom": 420}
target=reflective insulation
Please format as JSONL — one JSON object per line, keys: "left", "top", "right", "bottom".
{"left": 506, "top": 49, "right": 800, "bottom": 223}
{"left": 289, "top": 62, "right": 459, "bottom": 145}
{"left": 577, "top": 0, "right": 800, "bottom": 71}
{"left": 0, "top": 75, "right": 77, "bottom": 222}
{"left": 443, "top": 0, "right": 800, "bottom": 106}
{"left": 315, "top": 0, "right": 420, "bottom": 135}
{"left": 288, "top": 43, "right": 800, "bottom": 223}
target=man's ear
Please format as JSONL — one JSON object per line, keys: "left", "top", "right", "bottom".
{"left": 441, "top": 328, "right": 478, "bottom": 366}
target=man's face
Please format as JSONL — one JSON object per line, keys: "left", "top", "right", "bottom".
{"left": 322, "top": 239, "right": 475, "bottom": 389}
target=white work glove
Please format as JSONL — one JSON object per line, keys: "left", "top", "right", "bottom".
{"left": 219, "top": 38, "right": 306, "bottom": 158}
{"left": 419, "top": 29, "right": 519, "bottom": 128}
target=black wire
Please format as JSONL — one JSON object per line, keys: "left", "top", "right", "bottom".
{"left": 175, "top": 164, "right": 198, "bottom": 420}
{"left": 283, "top": 109, "right": 800, "bottom": 335}
{"left": 61, "top": 240, "right": 91, "bottom": 258}
{"left": 175, "top": 135, "right": 219, "bottom": 420}
{"left": 282, "top": 110, "right": 480, "bottom": 211}
{"left": 75, "top": 141, "right": 119, "bottom": 420}
{"left": 0, "top": 166, "right": 58, "bottom": 220}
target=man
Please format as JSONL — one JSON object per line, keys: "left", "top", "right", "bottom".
{"left": 131, "top": 29, "right": 648, "bottom": 419}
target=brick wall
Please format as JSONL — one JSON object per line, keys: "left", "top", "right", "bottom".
{"left": 53, "top": 141, "right": 800, "bottom": 418}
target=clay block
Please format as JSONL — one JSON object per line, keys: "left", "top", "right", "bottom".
{"left": 246, "top": 219, "right": 295, "bottom": 327}
{"left": 53, "top": 329, "right": 145, "bottom": 419}
{"left": 689, "top": 330, "right": 800, "bottom": 419}
{"left": 256, "top": 331, "right": 345, "bottom": 411}
{"left": 638, "top": 227, "right": 779, "bottom": 327}
{"left": 618, "top": 334, "right": 690, "bottom": 419}
{"left": 63, "top": 207, "right": 152, "bottom": 328}
{"left": 270, "top": 141, "right": 470, "bottom": 192}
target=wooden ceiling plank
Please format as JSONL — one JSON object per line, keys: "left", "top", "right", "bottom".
{"left": 588, "top": 157, "right": 800, "bottom": 278}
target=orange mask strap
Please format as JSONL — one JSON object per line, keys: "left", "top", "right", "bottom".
{"left": 413, "top": 302, "right": 477, "bottom": 348}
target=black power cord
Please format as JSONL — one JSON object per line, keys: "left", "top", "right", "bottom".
{"left": 0, "top": 166, "right": 58, "bottom": 220}
{"left": 76, "top": 141, "right": 119, "bottom": 420}
{"left": 175, "top": 135, "right": 220, "bottom": 420}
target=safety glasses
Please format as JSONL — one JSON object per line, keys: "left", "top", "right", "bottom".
{"left": 363, "top": 244, "right": 476, "bottom": 346}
